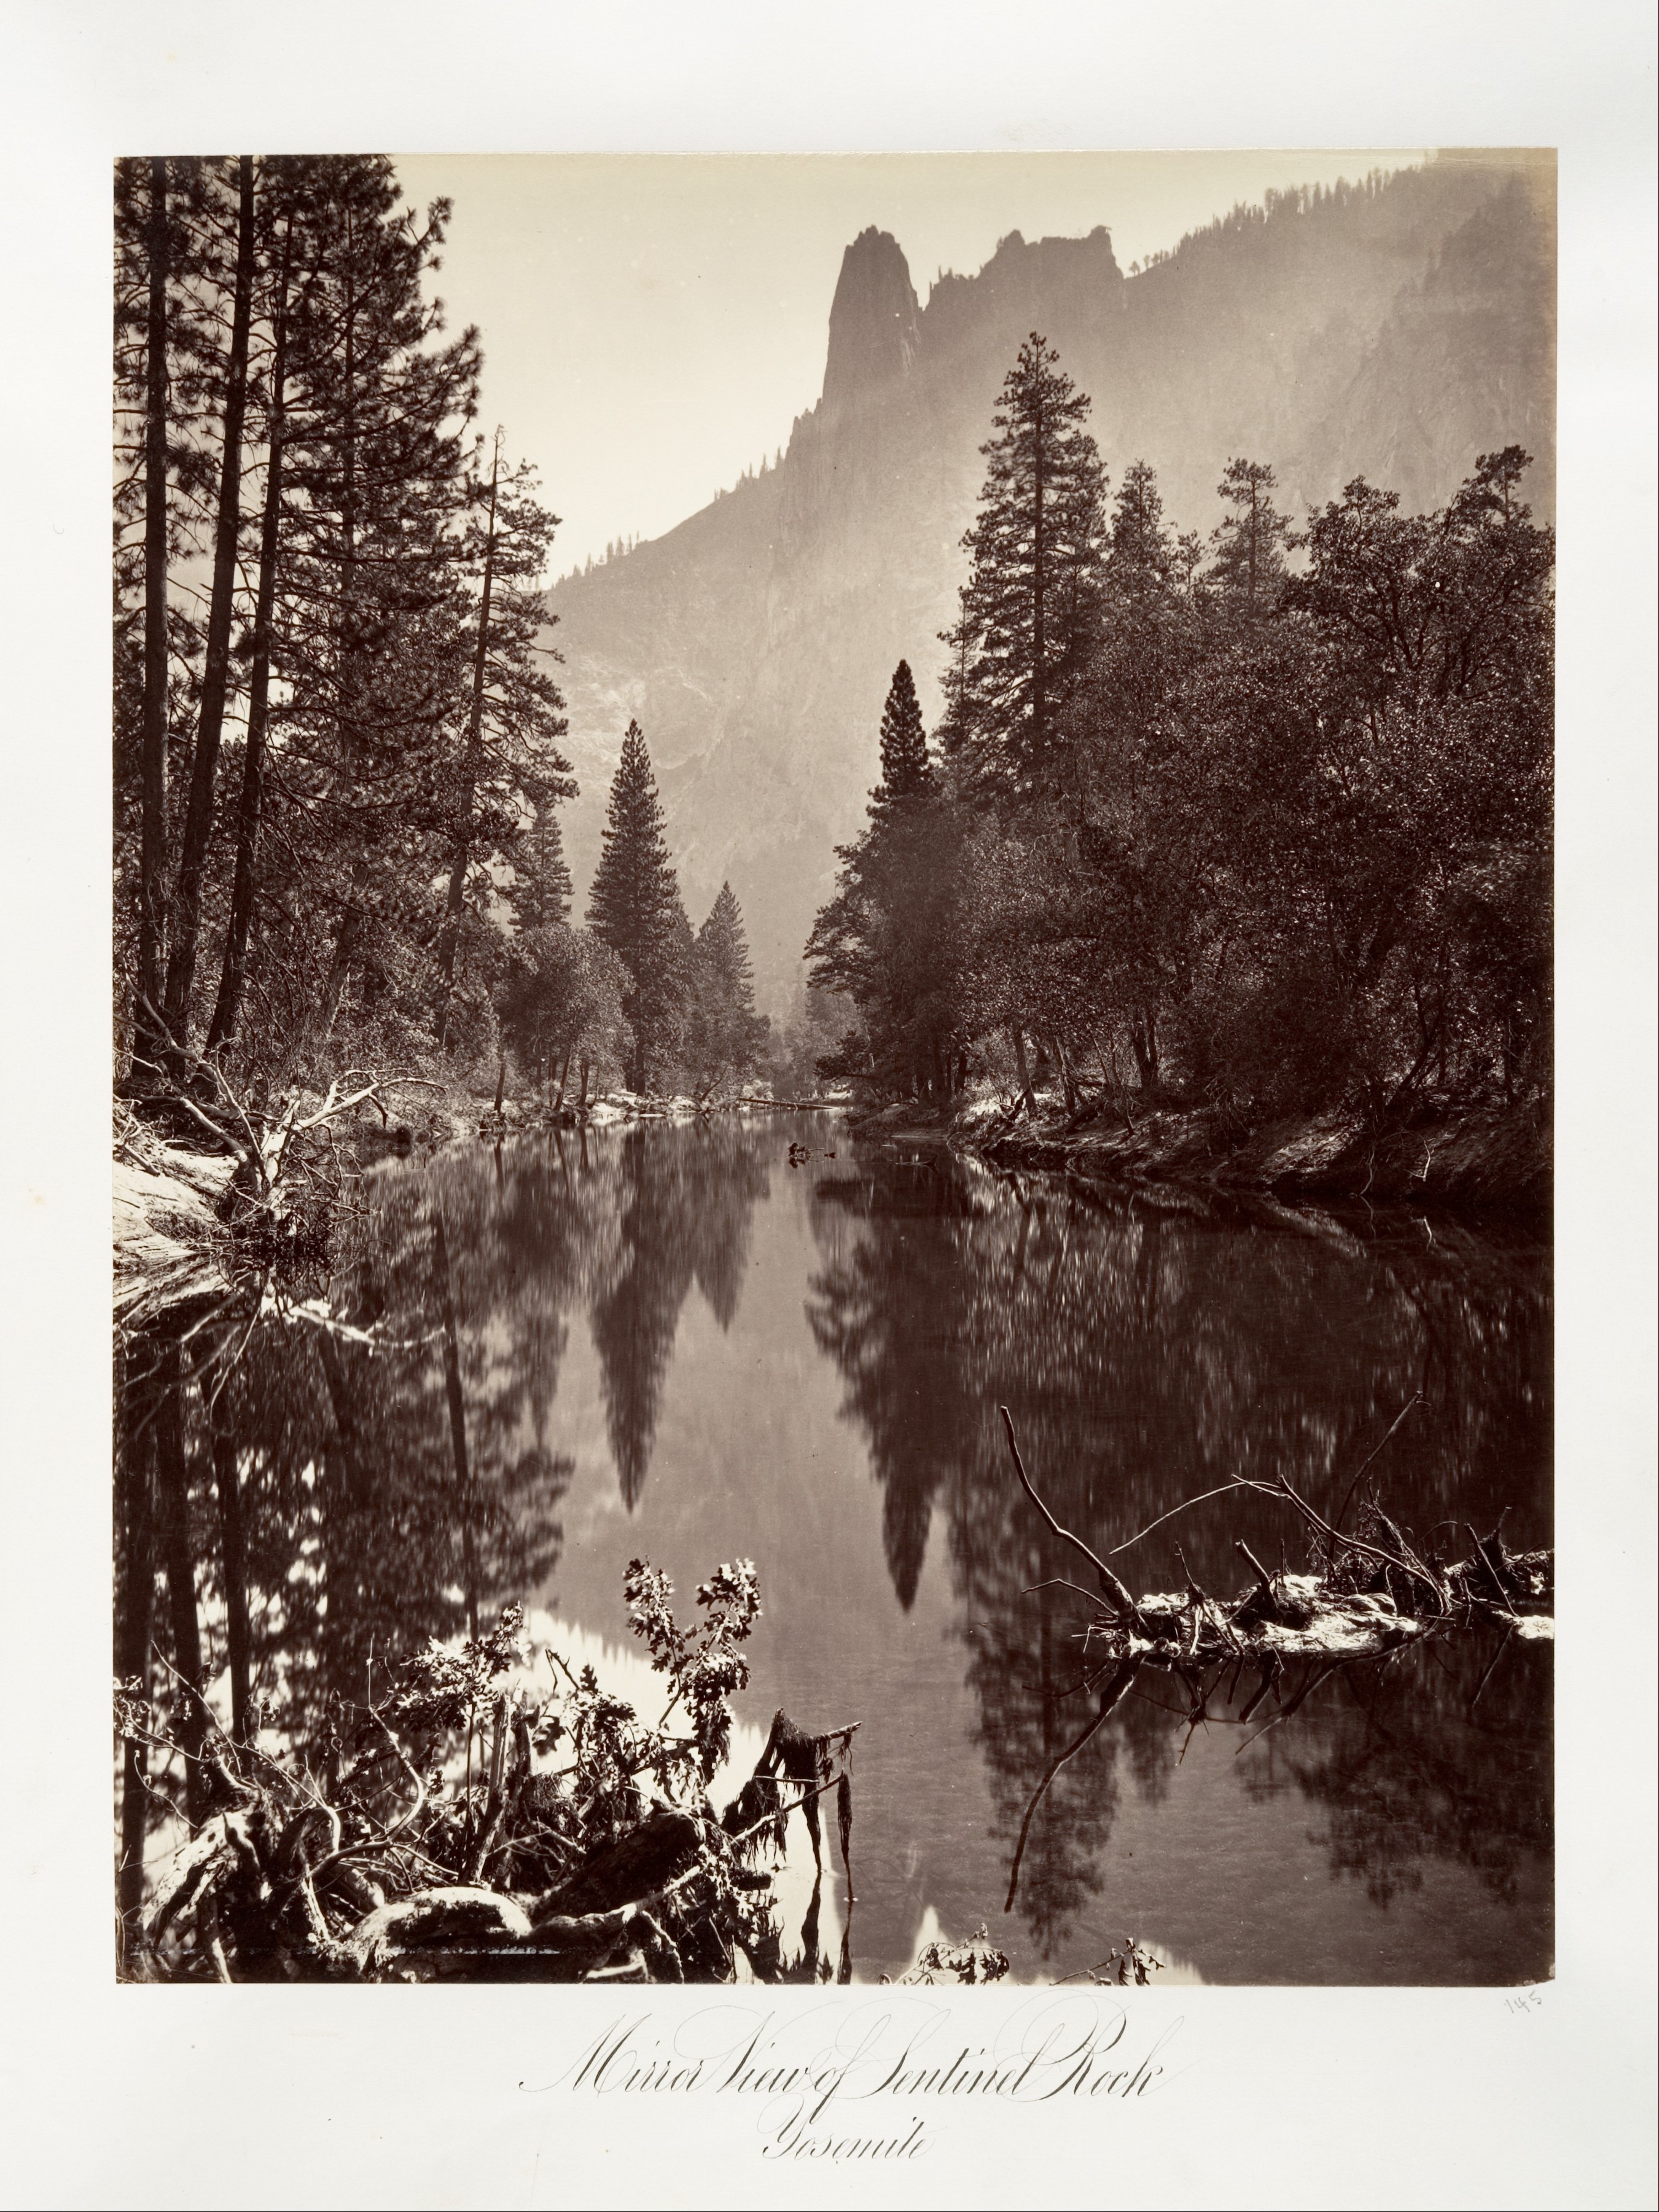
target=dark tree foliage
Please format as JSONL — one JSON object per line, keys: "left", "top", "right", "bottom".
{"left": 684, "top": 883, "right": 771, "bottom": 1097}
{"left": 940, "top": 333, "right": 1107, "bottom": 801}
{"left": 509, "top": 797, "right": 575, "bottom": 932}
{"left": 815, "top": 325, "right": 1553, "bottom": 1125}
{"left": 112, "top": 155, "right": 576, "bottom": 1092}
{"left": 586, "top": 722, "right": 691, "bottom": 1093}
{"left": 115, "top": 154, "right": 509, "bottom": 1084}
{"left": 1208, "top": 457, "right": 1295, "bottom": 606}
{"left": 494, "top": 924, "right": 630, "bottom": 1103}
{"left": 807, "top": 661, "right": 962, "bottom": 1101}
{"left": 434, "top": 432, "right": 576, "bottom": 1034}
{"left": 869, "top": 657, "right": 932, "bottom": 815}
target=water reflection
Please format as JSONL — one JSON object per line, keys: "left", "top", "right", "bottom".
{"left": 591, "top": 1126, "right": 770, "bottom": 1507}
{"left": 805, "top": 1151, "right": 1551, "bottom": 1969}
{"left": 114, "top": 1119, "right": 1551, "bottom": 1982}
{"left": 114, "top": 1119, "right": 778, "bottom": 1850}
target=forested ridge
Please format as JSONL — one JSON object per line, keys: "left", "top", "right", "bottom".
{"left": 115, "top": 154, "right": 771, "bottom": 1122}
{"left": 808, "top": 331, "right": 1553, "bottom": 1178}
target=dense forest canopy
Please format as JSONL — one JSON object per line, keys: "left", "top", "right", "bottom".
{"left": 809, "top": 331, "right": 1553, "bottom": 1121}
{"left": 114, "top": 155, "right": 770, "bottom": 1108}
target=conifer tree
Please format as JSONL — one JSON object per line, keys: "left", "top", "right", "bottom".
{"left": 806, "top": 661, "right": 960, "bottom": 1100}
{"left": 196, "top": 157, "right": 483, "bottom": 1071}
{"left": 941, "top": 333, "right": 1107, "bottom": 800}
{"left": 869, "top": 659, "right": 932, "bottom": 817}
{"left": 435, "top": 429, "right": 574, "bottom": 1022}
{"left": 161, "top": 155, "right": 257, "bottom": 1053}
{"left": 1209, "top": 458, "right": 1294, "bottom": 605}
{"left": 587, "top": 722, "right": 687, "bottom": 1092}
{"left": 510, "top": 797, "right": 574, "bottom": 931}
{"left": 685, "top": 883, "right": 768, "bottom": 1093}
{"left": 1107, "top": 460, "right": 1173, "bottom": 592}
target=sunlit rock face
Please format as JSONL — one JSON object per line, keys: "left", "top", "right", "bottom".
{"left": 544, "top": 156, "right": 1554, "bottom": 1010}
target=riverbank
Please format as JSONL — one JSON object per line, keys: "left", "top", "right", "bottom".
{"left": 114, "top": 1081, "right": 856, "bottom": 1332}
{"left": 854, "top": 1090, "right": 1550, "bottom": 1219}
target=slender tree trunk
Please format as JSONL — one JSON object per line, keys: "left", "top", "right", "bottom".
{"left": 493, "top": 1052, "right": 506, "bottom": 1113}
{"left": 211, "top": 1431, "right": 252, "bottom": 1743}
{"left": 436, "top": 440, "right": 501, "bottom": 1006}
{"left": 1057, "top": 1041, "right": 1079, "bottom": 1116}
{"left": 115, "top": 1410, "right": 155, "bottom": 1953}
{"left": 206, "top": 220, "right": 292, "bottom": 1057}
{"left": 135, "top": 158, "right": 171, "bottom": 1081}
{"left": 554, "top": 1045, "right": 572, "bottom": 1110}
{"left": 163, "top": 157, "right": 256, "bottom": 1053}
{"left": 313, "top": 896, "right": 364, "bottom": 1057}
{"left": 1010, "top": 1023, "right": 1037, "bottom": 1115}
{"left": 579, "top": 1057, "right": 590, "bottom": 1112}
{"left": 1031, "top": 386, "right": 1045, "bottom": 760}
{"left": 1130, "top": 1015, "right": 1159, "bottom": 1092}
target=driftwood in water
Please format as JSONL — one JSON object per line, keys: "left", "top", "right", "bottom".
{"left": 997, "top": 1408, "right": 1552, "bottom": 1917}
{"left": 999, "top": 1407, "right": 1553, "bottom": 1669}
{"left": 115, "top": 1065, "right": 439, "bottom": 1336}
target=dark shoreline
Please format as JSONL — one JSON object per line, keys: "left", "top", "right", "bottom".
{"left": 850, "top": 1095, "right": 1551, "bottom": 1226}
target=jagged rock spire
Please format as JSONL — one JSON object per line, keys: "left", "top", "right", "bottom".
{"left": 821, "top": 227, "right": 921, "bottom": 420}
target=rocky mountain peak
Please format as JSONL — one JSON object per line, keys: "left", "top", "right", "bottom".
{"left": 821, "top": 226, "right": 922, "bottom": 418}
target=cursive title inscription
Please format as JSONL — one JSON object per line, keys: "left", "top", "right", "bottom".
{"left": 524, "top": 1999, "right": 1181, "bottom": 2163}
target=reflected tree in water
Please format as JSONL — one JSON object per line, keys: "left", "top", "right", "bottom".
{"left": 591, "top": 1123, "right": 771, "bottom": 1509}
{"left": 1256, "top": 1630, "right": 1553, "bottom": 1918}
{"left": 805, "top": 1147, "right": 1552, "bottom": 1955}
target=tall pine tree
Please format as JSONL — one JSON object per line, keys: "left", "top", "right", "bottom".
{"left": 434, "top": 430, "right": 574, "bottom": 1024}
{"left": 1209, "top": 458, "right": 1294, "bottom": 606}
{"left": 869, "top": 658, "right": 932, "bottom": 818}
{"left": 940, "top": 333, "right": 1106, "bottom": 803}
{"left": 806, "top": 660, "right": 961, "bottom": 1099}
{"left": 586, "top": 721, "right": 687, "bottom": 1092}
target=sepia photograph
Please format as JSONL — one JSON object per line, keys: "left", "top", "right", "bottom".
{"left": 111, "top": 146, "right": 1560, "bottom": 1992}
{"left": 0, "top": 3, "right": 1652, "bottom": 2203}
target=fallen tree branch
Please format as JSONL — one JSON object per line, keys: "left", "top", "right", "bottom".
{"left": 1000, "top": 1407, "right": 1147, "bottom": 1630}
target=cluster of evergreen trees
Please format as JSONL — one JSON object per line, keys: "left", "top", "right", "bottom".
{"left": 115, "top": 155, "right": 573, "bottom": 1085}
{"left": 499, "top": 719, "right": 770, "bottom": 1102}
{"left": 114, "top": 155, "right": 769, "bottom": 1107}
{"left": 810, "top": 332, "right": 1553, "bottom": 1120}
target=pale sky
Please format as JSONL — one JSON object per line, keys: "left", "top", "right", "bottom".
{"left": 394, "top": 152, "right": 1427, "bottom": 574}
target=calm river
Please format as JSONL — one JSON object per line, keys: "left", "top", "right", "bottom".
{"left": 119, "top": 1111, "right": 1552, "bottom": 1985}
